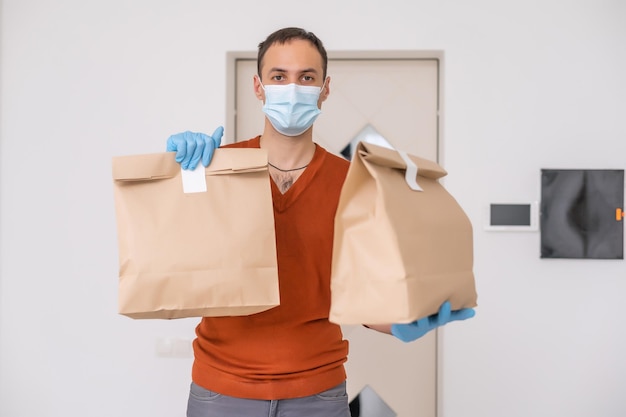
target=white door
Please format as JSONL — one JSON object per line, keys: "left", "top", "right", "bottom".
{"left": 227, "top": 53, "right": 442, "bottom": 417}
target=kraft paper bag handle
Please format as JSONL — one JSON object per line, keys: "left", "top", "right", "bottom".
{"left": 397, "top": 150, "right": 423, "bottom": 192}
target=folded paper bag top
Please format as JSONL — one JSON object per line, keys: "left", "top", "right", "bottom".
{"left": 356, "top": 143, "right": 447, "bottom": 181}
{"left": 329, "top": 141, "right": 477, "bottom": 325}
{"left": 111, "top": 148, "right": 280, "bottom": 319}
{"left": 112, "top": 149, "right": 269, "bottom": 181}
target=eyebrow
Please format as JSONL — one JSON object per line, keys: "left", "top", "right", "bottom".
{"left": 268, "top": 67, "right": 319, "bottom": 74}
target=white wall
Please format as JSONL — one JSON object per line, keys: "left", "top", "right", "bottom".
{"left": 1, "top": 1, "right": 625, "bottom": 416}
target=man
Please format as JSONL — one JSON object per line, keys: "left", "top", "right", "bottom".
{"left": 167, "top": 27, "right": 475, "bottom": 417}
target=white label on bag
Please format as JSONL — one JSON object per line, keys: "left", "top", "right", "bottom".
{"left": 398, "top": 150, "right": 423, "bottom": 192}
{"left": 181, "top": 165, "right": 207, "bottom": 193}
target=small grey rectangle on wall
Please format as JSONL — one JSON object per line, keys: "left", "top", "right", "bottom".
{"left": 490, "top": 204, "right": 532, "bottom": 226}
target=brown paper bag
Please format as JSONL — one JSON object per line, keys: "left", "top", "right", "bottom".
{"left": 112, "top": 149, "right": 279, "bottom": 319}
{"left": 329, "top": 142, "right": 477, "bottom": 325}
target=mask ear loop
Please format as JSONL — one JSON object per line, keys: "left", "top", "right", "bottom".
{"left": 320, "top": 77, "right": 328, "bottom": 94}
{"left": 255, "top": 75, "right": 266, "bottom": 91}
{"left": 255, "top": 75, "right": 267, "bottom": 106}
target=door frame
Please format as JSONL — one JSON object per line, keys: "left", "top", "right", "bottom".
{"left": 225, "top": 50, "right": 447, "bottom": 417}
{"left": 226, "top": 50, "right": 445, "bottom": 160}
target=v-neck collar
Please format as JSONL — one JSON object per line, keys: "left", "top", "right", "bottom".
{"left": 247, "top": 136, "right": 326, "bottom": 213}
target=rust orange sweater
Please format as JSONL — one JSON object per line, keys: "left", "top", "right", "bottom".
{"left": 191, "top": 136, "right": 350, "bottom": 400}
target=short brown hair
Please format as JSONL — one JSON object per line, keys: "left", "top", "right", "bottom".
{"left": 257, "top": 27, "right": 328, "bottom": 80}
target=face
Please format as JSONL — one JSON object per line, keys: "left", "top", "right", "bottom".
{"left": 254, "top": 39, "right": 330, "bottom": 108}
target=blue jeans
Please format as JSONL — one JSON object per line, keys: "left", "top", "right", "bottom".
{"left": 187, "top": 381, "right": 350, "bottom": 417}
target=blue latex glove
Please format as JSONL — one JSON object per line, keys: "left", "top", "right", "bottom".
{"left": 391, "top": 301, "right": 475, "bottom": 342}
{"left": 166, "top": 126, "right": 224, "bottom": 170}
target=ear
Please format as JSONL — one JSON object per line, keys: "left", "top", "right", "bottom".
{"left": 320, "top": 76, "right": 330, "bottom": 103}
{"left": 253, "top": 75, "right": 264, "bottom": 101}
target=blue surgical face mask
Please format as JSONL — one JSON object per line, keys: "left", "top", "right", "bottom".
{"left": 259, "top": 78, "right": 325, "bottom": 137}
